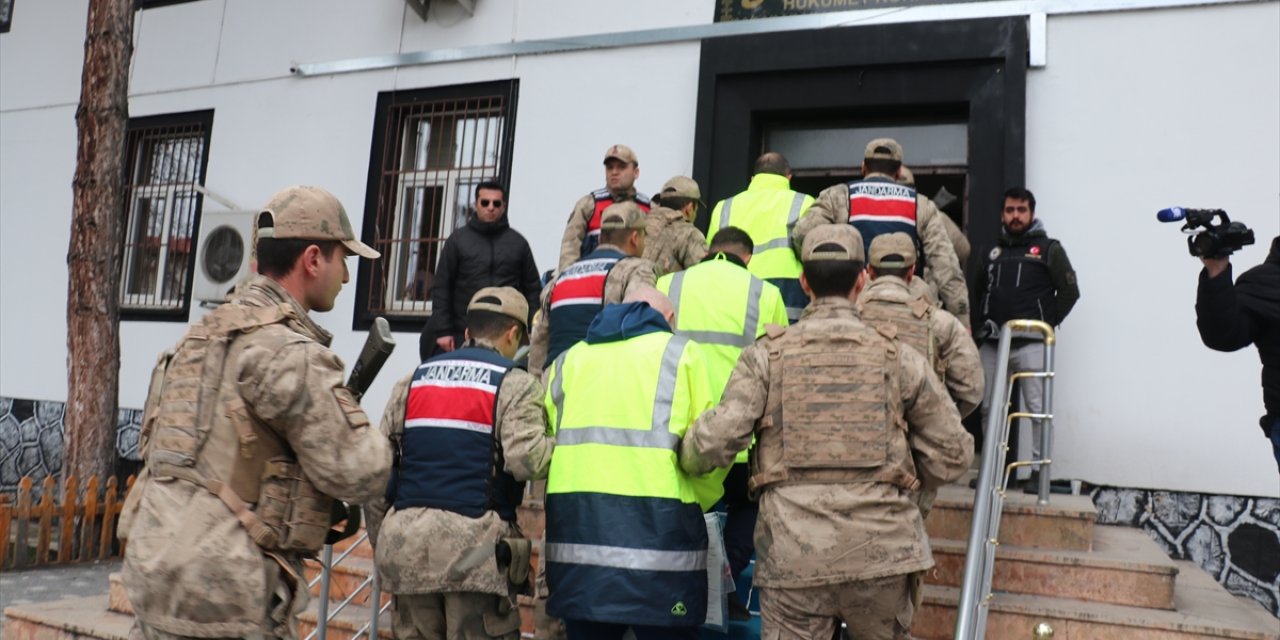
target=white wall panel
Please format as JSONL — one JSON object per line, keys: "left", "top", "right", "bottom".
{"left": 1026, "top": 2, "right": 1280, "bottom": 496}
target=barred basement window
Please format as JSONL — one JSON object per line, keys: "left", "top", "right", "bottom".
{"left": 355, "top": 81, "right": 517, "bottom": 331}
{"left": 120, "top": 110, "right": 213, "bottom": 321}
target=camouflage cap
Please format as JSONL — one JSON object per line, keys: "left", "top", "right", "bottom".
{"left": 801, "top": 224, "right": 864, "bottom": 263}
{"left": 897, "top": 165, "right": 915, "bottom": 187}
{"left": 469, "top": 286, "right": 529, "bottom": 329}
{"left": 868, "top": 232, "right": 917, "bottom": 268}
{"left": 659, "top": 176, "right": 705, "bottom": 208}
{"left": 599, "top": 201, "right": 647, "bottom": 230}
{"left": 864, "top": 138, "right": 904, "bottom": 162}
{"left": 603, "top": 144, "right": 638, "bottom": 166}
{"left": 258, "top": 186, "right": 380, "bottom": 259}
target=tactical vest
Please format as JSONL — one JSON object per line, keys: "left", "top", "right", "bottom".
{"left": 847, "top": 177, "right": 925, "bottom": 273}
{"left": 391, "top": 347, "right": 524, "bottom": 522}
{"left": 860, "top": 291, "right": 945, "bottom": 380}
{"left": 982, "top": 237, "right": 1059, "bottom": 326}
{"left": 749, "top": 321, "right": 921, "bottom": 493}
{"left": 545, "top": 247, "right": 627, "bottom": 367}
{"left": 137, "top": 303, "right": 333, "bottom": 553}
{"left": 580, "top": 188, "right": 651, "bottom": 256}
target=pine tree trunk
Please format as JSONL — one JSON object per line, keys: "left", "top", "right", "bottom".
{"left": 66, "top": 0, "right": 135, "bottom": 483}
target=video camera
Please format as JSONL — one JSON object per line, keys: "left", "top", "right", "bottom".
{"left": 1157, "top": 207, "right": 1255, "bottom": 258}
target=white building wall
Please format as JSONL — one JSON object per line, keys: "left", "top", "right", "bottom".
{"left": 1026, "top": 2, "right": 1280, "bottom": 497}
{"left": 2, "top": 0, "right": 1276, "bottom": 497}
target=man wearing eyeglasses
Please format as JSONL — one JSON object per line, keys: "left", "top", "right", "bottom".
{"left": 420, "top": 180, "right": 543, "bottom": 361}
{"left": 974, "top": 187, "right": 1080, "bottom": 490}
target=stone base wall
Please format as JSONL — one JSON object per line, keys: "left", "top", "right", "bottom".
{"left": 1092, "top": 486, "right": 1280, "bottom": 617}
{"left": 0, "top": 397, "right": 141, "bottom": 495}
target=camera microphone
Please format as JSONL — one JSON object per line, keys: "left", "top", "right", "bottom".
{"left": 1157, "top": 207, "right": 1222, "bottom": 223}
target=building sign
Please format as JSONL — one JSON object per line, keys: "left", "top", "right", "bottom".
{"left": 717, "top": 0, "right": 997, "bottom": 22}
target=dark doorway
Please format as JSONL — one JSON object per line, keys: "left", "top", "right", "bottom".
{"left": 691, "top": 17, "right": 1027, "bottom": 281}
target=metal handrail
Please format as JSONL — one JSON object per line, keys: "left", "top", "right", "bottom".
{"left": 955, "top": 319, "right": 1057, "bottom": 640}
{"left": 305, "top": 521, "right": 383, "bottom": 640}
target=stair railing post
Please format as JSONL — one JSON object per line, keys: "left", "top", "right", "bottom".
{"left": 317, "top": 543, "right": 333, "bottom": 640}
{"left": 1035, "top": 337, "right": 1057, "bottom": 506}
{"left": 954, "top": 323, "right": 1016, "bottom": 640}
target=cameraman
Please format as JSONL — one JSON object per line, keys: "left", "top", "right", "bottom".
{"left": 1196, "top": 235, "right": 1280, "bottom": 470}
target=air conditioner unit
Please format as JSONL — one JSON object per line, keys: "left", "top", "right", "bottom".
{"left": 192, "top": 209, "right": 256, "bottom": 304}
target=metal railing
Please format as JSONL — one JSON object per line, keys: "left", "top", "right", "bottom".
{"left": 305, "top": 528, "right": 390, "bottom": 640}
{"left": 954, "top": 319, "right": 1057, "bottom": 640}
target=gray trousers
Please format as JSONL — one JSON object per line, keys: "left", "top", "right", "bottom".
{"left": 979, "top": 340, "right": 1050, "bottom": 467}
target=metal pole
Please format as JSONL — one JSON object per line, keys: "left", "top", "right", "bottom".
{"left": 954, "top": 325, "right": 1015, "bottom": 639}
{"left": 317, "top": 544, "right": 334, "bottom": 640}
{"left": 370, "top": 562, "right": 381, "bottom": 639}
{"left": 1036, "top": 340, "right": 1056, "bottom": 506}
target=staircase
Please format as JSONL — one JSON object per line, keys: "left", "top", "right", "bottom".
{"left": 913, "top": 483, "right": 1278, "bottom": 639}
{"left": 4, "top": 487, "right": 1276, "bottom": 640}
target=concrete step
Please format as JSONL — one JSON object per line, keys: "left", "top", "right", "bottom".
{"left": 297, "top": 600, "right": 393, "bottom": 640}
{"left": 926, "top": 482, "right": 1097, "bottom": 551}
{"left": 302, "top": 555, "right": 391, "bottom": 609}
{"left": 915, "top": 561, "right": 1280, "bottom": 640}
{"left": 2, "top": 595, "right": 131, "bottom": 640}
{"left": 928, "top": 525, "right": 1179, "bottom": 610}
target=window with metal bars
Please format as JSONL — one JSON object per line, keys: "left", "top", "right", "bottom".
{"left": 119, "top": 110, "right": 214, "bottom": 321}
{"left": 355, "top": 81, "right": 518, "bottom": 331}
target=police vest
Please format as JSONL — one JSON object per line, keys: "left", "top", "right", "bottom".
{"left": 982, "top": 237, "right": 1059, "bottom": 326}
{"left": 545, "top": 247, "right": 627, "bottom": 367}
{"left": 544, "top": 330, "right": 710, "bottom": 627}
{"left": 847, "top": 177, "right": 925, "bottom": 272}
{"left": 580, "top": 188, "right": 651, "bottom": 256}
{"left": 392, "top": 347, "right": 523, "bottom": 522}
{"left": 750, "top": 320, "right": 922, "bottom": 494}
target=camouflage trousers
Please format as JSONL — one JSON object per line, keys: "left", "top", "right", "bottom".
{"left": 393, "top": 592, "right": 521, "bottom": 640}
{"left": 758, "top": 572, "right": 920, "bottom": 640}
{"left": 128, "top": 557, "right": 303, "bottom": 640}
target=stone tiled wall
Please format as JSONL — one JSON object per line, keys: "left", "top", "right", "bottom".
{"left": 0, "top": 397, "right": 142, "bottom": 496}
{"left": 1093, "top": 486, "right": 1280, "bottom": 617}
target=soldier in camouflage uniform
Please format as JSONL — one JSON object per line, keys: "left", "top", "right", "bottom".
{"left": 118, "top": 186, "right": 393, "bottom": 640}
{"left": 793, "top": 139, "right": 971, "bottom": 328}
{"left": 898, "top": 165, "right": 970, "bottom": 268}
{"left": 556, "top": 144, "right": 651, "bottom": 272}
{"left": 859, "top": 232, "right": 984, "bottom": 419}
{"left": 366, "top": 287, "right": 554, "bottom": 640}
{"left": 681, "top": 224, "right": 974, "bottom": 640}
{"left": 643, "top": 176, "right": 708, "bottom": 277}
{"left": 858, "top": 233, "right": 984, "bottom": 519}
{"left": 529, "top": 202, "right": 659, "bottom": 378}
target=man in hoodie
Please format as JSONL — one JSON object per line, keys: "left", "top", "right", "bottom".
{"left": 1196, "top": 234, "right": 1280, "bottom": 470}
{"left": 542, "top": 287, "right": 727, "bottom": 639}
{"left": 420, "top": 181, "right": 543, "bottom": 361}
{"left": 974, "top": 187, "right": 1080, "bottom": 486}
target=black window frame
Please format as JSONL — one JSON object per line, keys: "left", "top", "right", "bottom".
{"left": 118, "top": 109, "right": 215, "bottom": 323}
{"left": 0, "top": 0, "right": 13, "bottom": 33}
{"left": 353, "top": 79, "right": 520, "bottom": 333}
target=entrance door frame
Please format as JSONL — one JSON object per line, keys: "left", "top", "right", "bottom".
{"left": 691, "top": 16, "right": 1027, "bottom": 274}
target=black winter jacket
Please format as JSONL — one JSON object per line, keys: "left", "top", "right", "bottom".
{"left": 1197, "top": 235, "right": 1280, "bottom": 431}
{"left": 419, "top": 214, "right": 542, "bottom": 361}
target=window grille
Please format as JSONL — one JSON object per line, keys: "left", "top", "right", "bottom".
{"left": 120, "top": 111, "right": 213, "bottom": 319}
{"left": 358, "top": 81, "right": 517, "bottom": 329}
